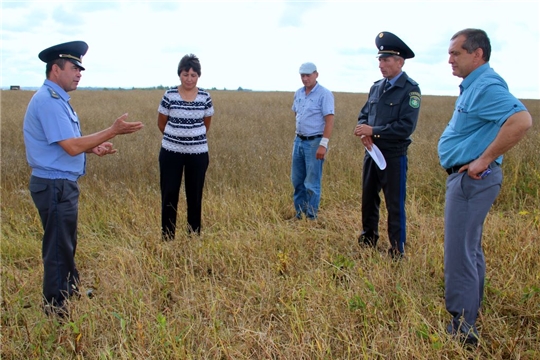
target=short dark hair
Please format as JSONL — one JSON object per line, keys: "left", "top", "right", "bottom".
{"left": 451, "top": 28, "right": 491, "bottom": 62}
{"left": 45, "top": 58, "right": 68, "bottom": 78}
{"left": 177, "top": 54, "right": 201, "bottom": 77}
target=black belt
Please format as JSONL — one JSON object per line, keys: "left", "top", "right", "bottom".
{"left": 446, "top": 164, "right": 465, "bottom": 175}
{"left": 445, "top": 162, "right": 499, "bottom": 175}
{"left": 297, "top": 134, "right": 322, "bottom": 141}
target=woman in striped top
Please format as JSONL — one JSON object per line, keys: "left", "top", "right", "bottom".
{"left": 157, "top": 54, "right": 214, "bottom": 240}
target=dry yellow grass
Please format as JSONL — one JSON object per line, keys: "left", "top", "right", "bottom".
{"left": 1, "top": 89, "right": 539, "bottom": 359}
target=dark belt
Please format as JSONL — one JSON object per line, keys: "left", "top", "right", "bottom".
{"left": 445, "top": 162, "right": 499, "bottom": 175}
{"left": 445, "top": 164, "right": 466, "bottom": 175}
{"left": 297, "top": 134, "right": 322, "bottom": 141}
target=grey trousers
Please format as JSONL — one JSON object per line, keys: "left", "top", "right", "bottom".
{"left": 443, "top": 165, "right": 502, "bottom": 339}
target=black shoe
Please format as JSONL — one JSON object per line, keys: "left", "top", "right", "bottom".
{"left": 447, "top": 323, "right": 479, "bottom": 349}
{"left": 85, "top": 288, "right": 95, "bottom": 299}
{"left": 388, "top": 248, "right": 404, "bottom": 260}
{"left": 463, "top": 336, "right": 479, "bottom": 348}
{"left": 43, "top": 304, "right": 69, "bottom": 319}
{"left": 358, "top": 233, "right": 378, "bottom": 247}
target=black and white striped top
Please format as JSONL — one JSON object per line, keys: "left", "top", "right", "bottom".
{"left": 158, "top": 87, "right": 214, "bottom": 154}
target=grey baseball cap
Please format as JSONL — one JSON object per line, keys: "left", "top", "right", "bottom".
{"left": 299, "top": 62, "right": 317, "bottom": 74}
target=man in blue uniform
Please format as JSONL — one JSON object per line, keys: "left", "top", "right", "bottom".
{"left": 439, "top": 28, "right": 532, "bottom": 345}
{"left": 291, "top": 62, "right": 335, "bottom": 220}
{"left": 23, "top": 41, "right": 144, "bottom": 317}
{"left": 354, "top": 32, "right": 421, "bottom": 258}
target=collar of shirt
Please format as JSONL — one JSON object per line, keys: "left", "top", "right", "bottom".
{"left": 304, "top": 82, "right": 319, "bottom": 94}
{"left": 44, "top": 79, "right": 71, "bottom": 103}
{"left": 459, "top": 63, "right": 490, "bottom": 94}
{"left": 388, "top": 72, "right": 404, "bottom": 86}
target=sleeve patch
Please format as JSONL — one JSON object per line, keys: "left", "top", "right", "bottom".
{"left": 409, "top": 95, "right": 421, "bottom": 109}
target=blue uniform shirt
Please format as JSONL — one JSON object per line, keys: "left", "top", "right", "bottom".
{"left": 438, "top": 63, "right": 527, "bottom": 169}
{"left": 386, "top": 71, "right": 403, "bottom": 89}
{"left": 292, "top": 82, "right": 334, "bottom": 136}
{"left": 23, "top": 80, "right": 85, "bottom": 181}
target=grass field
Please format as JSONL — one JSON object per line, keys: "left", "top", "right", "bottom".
{"left": 1, "top": 89, "right": 539, "bottom": 359}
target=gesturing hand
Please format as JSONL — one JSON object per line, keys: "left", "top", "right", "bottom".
{"left": 92, "top": 142, "right": 117, "bottom": 157}
{"left": 111, "top": 113, "right": 144, "bottom": 135}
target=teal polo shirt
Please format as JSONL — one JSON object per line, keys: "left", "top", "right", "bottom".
{"left": 438, "top": 63, "right": 527, "bottom": 169}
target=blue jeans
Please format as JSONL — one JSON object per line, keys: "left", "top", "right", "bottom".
{"left": 291, "top": 136, "right": 324, "bottom": 219}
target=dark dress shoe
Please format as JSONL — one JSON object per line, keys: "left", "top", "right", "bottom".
{"left": 358, "top": 233, "right": 378, "bottom": 247}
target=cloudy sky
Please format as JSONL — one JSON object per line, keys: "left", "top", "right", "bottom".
{"left": 1, "top": 1, "right": 539, "bottom": 99}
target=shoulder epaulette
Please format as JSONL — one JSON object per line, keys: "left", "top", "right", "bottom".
{"left": 407, "top": 77, "right": 419, "bottom": 86}
{"left": 48, "top": 87, "right": 60, "bottom": 99}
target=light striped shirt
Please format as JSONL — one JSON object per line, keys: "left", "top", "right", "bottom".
{"left": 158, "top": 87, "right": 214, "bottom": 154}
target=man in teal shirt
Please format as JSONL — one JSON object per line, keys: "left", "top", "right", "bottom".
{"left": 438, "top": 28, "right": 532, "bottom": 345}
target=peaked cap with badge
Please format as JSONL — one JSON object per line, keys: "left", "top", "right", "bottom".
{"left": 376, "top": 32, "right": 414, "bottom": 59}
{"left": 38, "top": 41, "right": 89, "bottom": 70}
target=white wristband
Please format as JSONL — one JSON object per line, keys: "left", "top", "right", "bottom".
{"left": 319, "top": 137, "right": 329, "bottom": 148}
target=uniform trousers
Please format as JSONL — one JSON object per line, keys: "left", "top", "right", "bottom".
{"left": 444, "top": 165, "right": 502, "bottom": 340}
{"left": 361, "top": 154, "right": 408, "bottom": 253}
{"left": 159, "top": 148, "right": 209, "bottom": 238}
{"left": 29, "top": 176, "right": 80, "bottom": 309}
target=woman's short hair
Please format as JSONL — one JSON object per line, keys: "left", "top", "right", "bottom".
{"left": 177, "top": 54, "right": 201, "bottom": 76}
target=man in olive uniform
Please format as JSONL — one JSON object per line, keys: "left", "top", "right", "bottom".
{"left": 354, "top": 31, "right": 421, "bottom": 259}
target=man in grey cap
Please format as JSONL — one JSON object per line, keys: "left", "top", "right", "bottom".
{"left": 354, "top": 31, "right": 421, "bottom": 259}
{"left": 23, "top": 40, "right": 144, "bottom": 317}
{"left": 291, "top": 62, "right": 334, "bottom": 220}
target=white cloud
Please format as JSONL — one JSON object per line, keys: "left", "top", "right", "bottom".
{"left": 1, "top": 0, "right": 538, "bottom": 98}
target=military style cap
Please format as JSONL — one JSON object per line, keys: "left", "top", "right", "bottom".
{"left": 38, "top": 41, "right": 89, "bottom": 70}
{"left": 375, "top": 32, "right": 414, "bottom": 59}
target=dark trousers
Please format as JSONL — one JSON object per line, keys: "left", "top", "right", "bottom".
{"left": 159, "top": 148, "right": 209, "bottom": 239}
{"left": 361, "top": 154, "right": 408, "bottom": 253}
{"left": 29, "top": 176, "right": 80, "bottom": 308}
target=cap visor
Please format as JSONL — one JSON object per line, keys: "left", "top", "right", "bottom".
{"left": 68, "top": 59, "right": 85, "bottom": 70}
